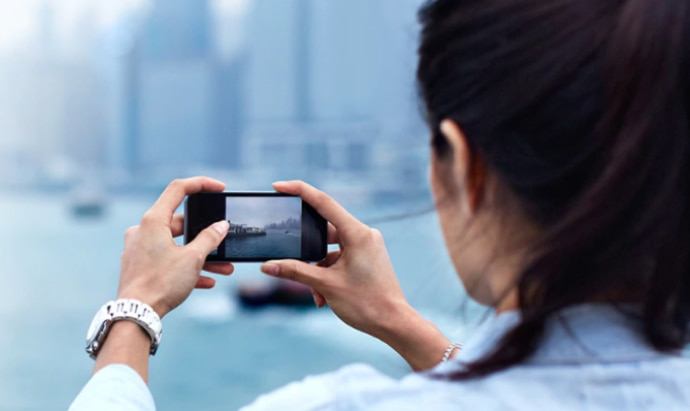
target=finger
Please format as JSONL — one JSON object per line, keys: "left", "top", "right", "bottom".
{"left": 317, "top": 250, "right": 341, "bottom": 268}
{"left": 195, "top": 276, "right": 216, "bottom": 289}
{"left": 146, "top": 177, "right": 226, "bottom": 226}
{"left": 171, "top": 214, "right": 185, "bottom": 237}
{"left": 310, "top": 288, "right": 327, "bottom": 308}
{"left": 203, "top": 262, "right": 235, "bottom": 275}
{"left": 260, "top": 259, "right": 323, "bottom": 288}
{"left": 272, "top": 181, "right": 363, "bottom": 234}
{"left": 327, "top": 222, "right": 338, "bottom": 244}
{"left": 187, "top": 220, "right": 230, "bottom": 257}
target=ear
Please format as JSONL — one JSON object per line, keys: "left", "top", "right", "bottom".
{"left": 439, "top": 119, "right": 486, "bottom": 212}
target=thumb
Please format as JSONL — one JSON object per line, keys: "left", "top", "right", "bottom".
{"left": 260, "top": 259, "right": 321, "bottom": 288}
{"left": 311, "top": 288, "right": 327, "bottom": 308}
{"left": 188, "top": 220, "right": 229, "bottom": 256}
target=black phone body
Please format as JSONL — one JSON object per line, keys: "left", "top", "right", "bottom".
{"left": 184, "top": 192, "right": 327, "bottom": 262}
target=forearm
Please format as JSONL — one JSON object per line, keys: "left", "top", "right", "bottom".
{"left": 93, "top": 321, "right": 151, "bottom": 383}
{"left": 376, "top": 305, "right": 453, "bottom": 371}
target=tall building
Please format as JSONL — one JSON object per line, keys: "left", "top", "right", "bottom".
{"left": 0, "top": 56, "right": 67, "bottom": 185}
{"left": 244, "top": 0, "right": 302, "bottom": 124}
{"left": 120, "top": 0, "right": 244, "bottom": 181}
{"left": 308, "top": 0, "right": 425, "bottom": 139}
{"left": 0, "top": 2, "right": 109, "bottom": 188}
{"left": 242, "top": 0, "right": 426, "bottom": 188}
{"left": 140, "top": 0, "right": 211, "bottom": 61}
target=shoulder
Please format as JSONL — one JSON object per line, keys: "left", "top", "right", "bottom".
{"left": 241, "top": 363, "right": 500, "bottom": 411}
{"left": 240, "top": 363, "right": 394, "bottom": 411}
{"left": 434, "top": 352, "right": 690, "bottom": 410}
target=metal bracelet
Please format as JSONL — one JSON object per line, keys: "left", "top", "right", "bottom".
{"left": 442, "top": 342, "right": 463, "bottom": 362}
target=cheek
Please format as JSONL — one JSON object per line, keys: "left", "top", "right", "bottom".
{"left": 430, "top": 161, "right": 461, "bottom": 261}
{"left": 431, "top": 159, "right": 498, "bottom": 304}
{"left": 429, "top": 159, "right": 451, "bottom": 207}
{"left": 433, "top": 192, "right": 497, "bottom": 306}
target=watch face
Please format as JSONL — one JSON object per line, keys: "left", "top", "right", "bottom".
{"left": 86, "top": 306, "right": 108, "bottom": 344}
{"left": 147, "top": 314, "right": 163, "bottom": 339}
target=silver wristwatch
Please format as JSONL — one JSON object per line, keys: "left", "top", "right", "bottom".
{"left": 85, "top": 299, "right": 163, "bottom": 359}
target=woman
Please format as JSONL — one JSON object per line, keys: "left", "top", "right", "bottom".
{"left": 70, "top": 0, "right": 690, "bottom": 409}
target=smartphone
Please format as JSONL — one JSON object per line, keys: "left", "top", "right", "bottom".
{"left": 184, "top": 192, "right": 327, "bottom": 262}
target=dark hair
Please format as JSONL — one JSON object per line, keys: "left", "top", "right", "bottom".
{"left": 417, "top": 0, "right": 690, "bottom": 378}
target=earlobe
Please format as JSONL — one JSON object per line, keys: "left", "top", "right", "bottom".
{"left": 439, "top": 119, "right": 486, "bottom": 213}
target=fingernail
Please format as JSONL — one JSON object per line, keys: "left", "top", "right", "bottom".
{"left": 261, "top": 263, "right": 280, "bottom": 276}
{"left": 272, "top": 181, "right": 288, "bottom": 186}
{"left": 213, "top": 220, "right": 229, "bottom": 234}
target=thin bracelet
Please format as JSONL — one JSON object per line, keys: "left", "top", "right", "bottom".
{"left": 442, "top": 342, "right": 463, "bottom": 362}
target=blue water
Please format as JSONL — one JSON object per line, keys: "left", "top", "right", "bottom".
{"left": 0, "top": 192, "right": 479, "bottom": 411}
{"left": 225, "top": 229, "right": 301, "bottom": 259}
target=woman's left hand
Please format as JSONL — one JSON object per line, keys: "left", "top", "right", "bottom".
{"left": 117, "top": 177, "right": 234, "bottom": 318}
{"left": 260, "top": 181, "right": 451, "bottom": 370}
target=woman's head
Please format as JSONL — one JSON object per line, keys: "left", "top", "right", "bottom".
{"left": 417, "top": 0, "right": 690, "bottom": 377}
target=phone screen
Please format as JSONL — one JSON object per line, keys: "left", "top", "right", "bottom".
{"left": 184, "top": 192, "right": 327, "bottom": 262}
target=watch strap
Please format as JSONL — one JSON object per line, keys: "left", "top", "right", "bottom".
{"left": 85, "top": 299, "right": 163, "bottom": 359}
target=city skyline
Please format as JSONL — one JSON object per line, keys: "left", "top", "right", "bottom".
{"left": 226, "top": 196, "right": 301, "bottom": 228}
{"left": 0, "top": 0, "right": 430, "bottom": 203}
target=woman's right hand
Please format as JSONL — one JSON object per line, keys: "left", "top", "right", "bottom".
{"left": 261, "top": 181, "right": 451, "bottom": 370}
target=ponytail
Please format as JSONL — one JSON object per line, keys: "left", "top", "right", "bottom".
{"left": 417, "top": 0, "right": 690, "bottom": 379}
{"left": 598, "top": 0, "right": 690, "bottom": 349}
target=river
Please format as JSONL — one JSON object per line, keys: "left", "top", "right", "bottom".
{"left": 0, "top": 191, "right": 481, "bottom": 410}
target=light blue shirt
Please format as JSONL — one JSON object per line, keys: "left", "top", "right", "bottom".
{"left": 69, "top": 305, "right": 690, "bottom": 410}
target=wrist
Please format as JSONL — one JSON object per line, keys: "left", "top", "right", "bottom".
{"left": 107, "top": 320, "right": 152, "bottom": 347}
{"left": 377, "top": 302, "right": 433, "bottom": 342}
{"left": 116, "top": 289, "right": 167, "bottom": 319}
{"left": 376, "top": 303, "right": 451, "bottom": 371}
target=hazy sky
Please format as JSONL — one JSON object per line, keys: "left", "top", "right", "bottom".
{"left": 226, "top": 196, "right": 301, "bottom": 228}
{"left": 0, "top": 0, "right": 248, "bottom": 54}
{"left": 0, "top": 0, "right": 145, "bottom": 52}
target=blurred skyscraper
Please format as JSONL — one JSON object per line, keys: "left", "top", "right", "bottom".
{"left": 119, "top": 0, "right": 244, "bottom": 182}
{"left": 0, "top": 2, "right": 108, "bottom": 188}
{"left": 242, "top": 0, "right": 427, "bottom": 195}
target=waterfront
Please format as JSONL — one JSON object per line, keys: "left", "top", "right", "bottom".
{"left": 0, "top": 191, "right": 478, "bottom": 410}
{"left": 225, "top": 229, "right": 301, "bottom": 260}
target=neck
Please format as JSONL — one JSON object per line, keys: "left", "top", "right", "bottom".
{"left": 494, "top": 288, "right": 520, "bottom": 314}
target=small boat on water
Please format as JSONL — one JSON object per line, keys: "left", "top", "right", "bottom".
{"left": 227, "top": 222, "right": 267, "bottom": 237}
{"left": 69, "top": 184, "right": 106, "bottom": 218}
{"left": 237, "top": 279, "right": 315, "bottom": 309}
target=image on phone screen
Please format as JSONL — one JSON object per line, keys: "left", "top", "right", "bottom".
{"left": 224, "top": 196, "right": 301, "bottom": 259}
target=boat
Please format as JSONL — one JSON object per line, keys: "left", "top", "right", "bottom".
{"left": 227, "top": 222, "right": 267, "bottom": 237}
{"left": 69, "top": 183, "right": 106, "bottom": 218}
{"left": 237, "top": 280, "right": 316, "bottom": 309}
